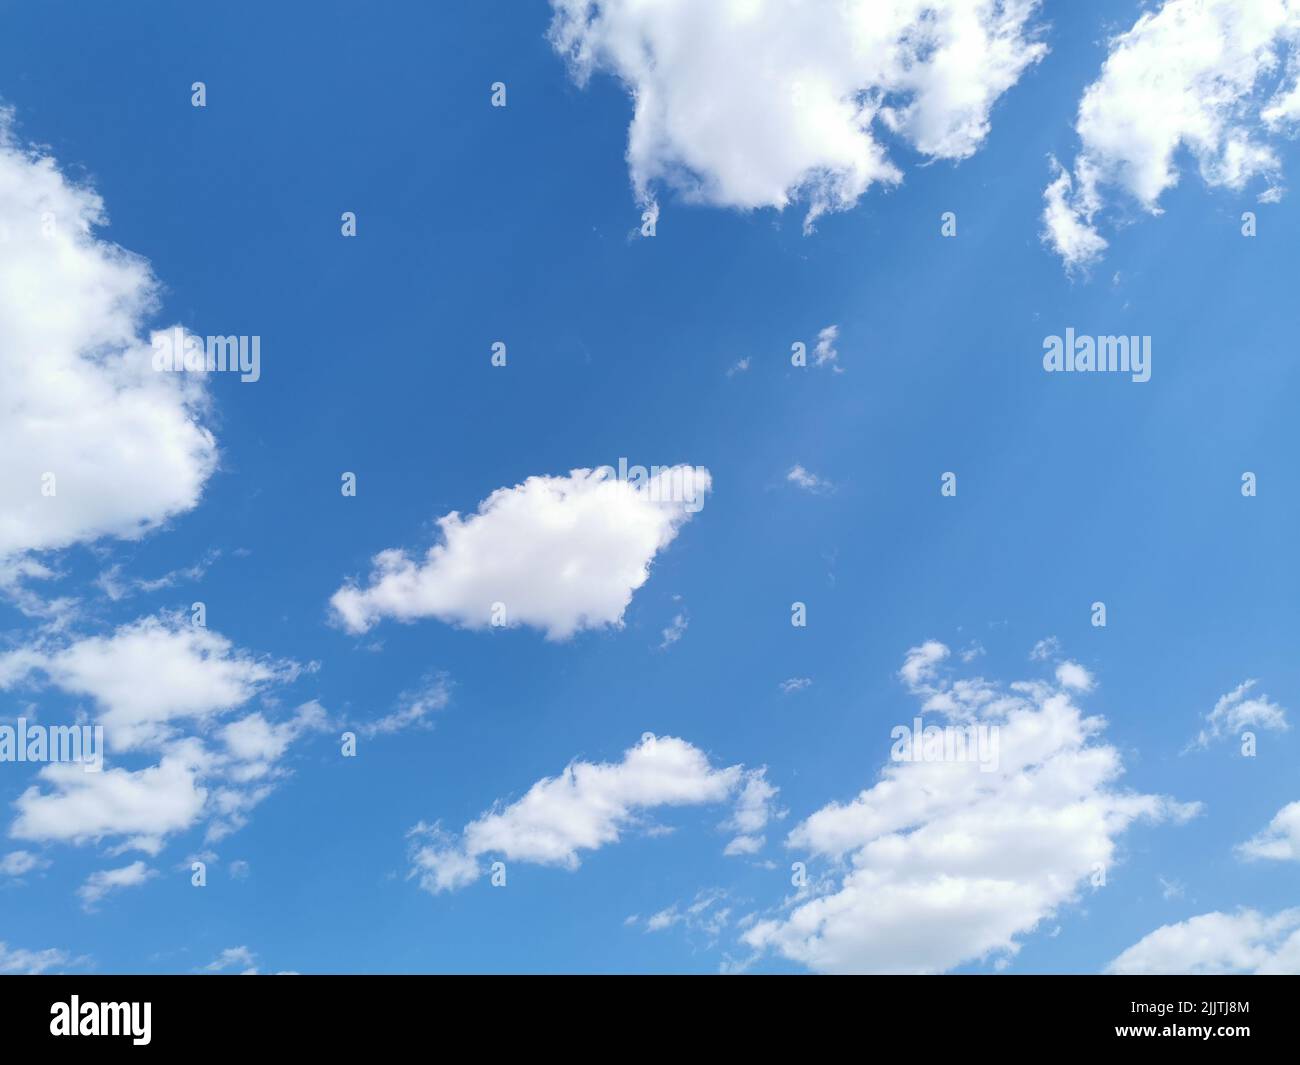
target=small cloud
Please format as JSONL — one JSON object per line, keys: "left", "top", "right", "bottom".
{"left": 659, "top": 612, "right": 688, "bottom": 651}
{"left": 726, "top": 357, "right": 751, "bottom": 377}
{"left": 779, "top": 677, "right": 812, "bottom": 695}
{"left": 0, "top": 850, "right": 50, "bottom": 878}
{"left": 1158, "top": 876, "right": 1185, "bottom": 901}
{"left": 1055, "top": 661, "right": 1094, "bottom": 692}
{"left": 1188, "top": 680, "right": 1288, "bottom": 751}
{"left": 1029, "top": 636, "right": 1060, "bottom": 662}
{"left": 786, "top": 464, "right": 833, "bottom": 493}
{"left": 202, "top": 946, "right": 259, "bottom": 975}
{"left": 813, "top": 325, "right": 843, "bottom": 372}
{"left": 78, "top": 861, "right": 155, "bottom": 912}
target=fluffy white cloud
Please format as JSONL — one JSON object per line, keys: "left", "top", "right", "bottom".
{"left": 77, "top": 860, "right": 156, "bottom": 911}
{"left": 1043, "top": 0, "right": 1300, "bottom": 268}
{"left": 1107, "top": 908, "right": 1300, "bottom": 974}
{"left": 549, "top": 0, "right": 1046, "bottom": 229}
{"left": 331, "top": 467, "right": 710, "bottom": 641}
{"left": 0, "top": 614, "right": 300, "bottom": 750}
{"left": 0, "top": 107, "right": 217, "bottom": 562}
{"left": 741, "top": 643, "right": 1198, "bottom": 974}
{"left": 410, "top": 733, "right": 754, "bottom": 892}
{"left": 1055, "top": 660, "right": 1094, "bottom": 692}
{"left": 12, "top": 749, "right": 208, "bottom": 855}
{"left": 1238, "top": 799, "right": 1300, "bottom": 861}
{"left": 1189, "top": 679, "right": 1288, "bottom": 749}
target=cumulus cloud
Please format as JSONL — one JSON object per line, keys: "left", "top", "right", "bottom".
{"left": 740, "top": 642, "right": 1198, "bottom": 974}
{"left": 1107, "top": 908, "right": 1300, "bottom": 974}
{"left": 77, "top": 860, "right": 156, "bottom": 911}
{"left": 1188, "top": 679, "right": 1288, "bottom": 750}
{"left": 4, "top": 615, "right": 325, "bottom": 855}
{"left": 0, "top": 107, "right": 217, "bottom": 563}
{"left": 1043, "top": 0, "right": 1300, "bottom": 268}
{"left": 1238, "top": 800, "right": 1300, "bottom": 861}
{"left": 409, "top": 733, "right": 755, "bottom": 893}
{"left": 331, "top": 466, "right": 710, "bottom": 641}
{"left": 0, "top": 614, "right": 300, "bottom": 750}
{"left": 12, "top": 748, "right": 209, "bottom": 855}
{"left": 549, "top": 0, "right": 1047, "bottom": 229}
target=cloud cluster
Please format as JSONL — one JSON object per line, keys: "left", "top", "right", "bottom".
{"left": 549, "top": 0, "right": 1046, "bottom": 229}
{"left": 741, "top": 642, "right": 1197, "bottom": 973}
{"left": 1043, "top": 0, "right": 1300, "bottom": 267}
{"left": 2, "top": 615, "right": 325, "bottom": 856}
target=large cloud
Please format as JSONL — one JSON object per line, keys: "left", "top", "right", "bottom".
{"left": 0, "top": 614, "right": 300, "bottom": 750}
{"left": 331, "top": 466, "right": 710, "bottom": 640}
{"left": 1107, "top": 908, "right": 1300, "bottom": 974}
{"left": 741, "top": 642, "right": 1199, "bottom": 974}
{"left": 409, "top": 733, "right": 771, "bottom": 892}
{"left": 1043, "top": 0, "right": 1300, "bottom": 268}
{"left": 0, "top": 108, "right": 217, "bottom": 562}
{"left": 548, "top": 0, "right": 1046, "bottom": 229}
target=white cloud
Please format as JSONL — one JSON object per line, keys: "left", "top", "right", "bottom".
{"left": 786, "top": 465, "right": 832, "bottom": 493}
{"left": 549, "top": 0, "right": 1047, "bottom": 229}
{"left": 741, "top": 642, "right": 1198, "bottom": 974}
{"left": 722, "top": 768, "right": 782, "bottom": 856}
{"left": 331, "top": 466, "right": 710, "bottom": 641}
{"left": 1043, "top": 0, "right": 1300, "bottom": 268}
{"left": 812, "top": 325, "right": 842, "bottom": 370}
{"left": 0, "top": 941, "right": 73, "bottom": 974}
{"left": 0, "top": 107, "right": 217, "bottom": 563}
{"left": 358, "top": 676, "right": 450, "bottom": 737}
{"left": 77, "top": 860, "right": 156, "bottom": 911}
{"left": 409, "top": 733, "right": 748, "bottom": 892}
{"left": 1107, "top": 908, "right": 1300, "bottom": 974}
{"left": 1189, "top": 679, "right": 1288, "bottom": 749}
{"left": 899, "top": 639, "right": 950, "bottom": 690}
{"left": 1029, "top": 636, "right": 1060, "bottom": 661}
{"left": 0, "top": 614, "right": 300, "bottom": 750}
{"left": 659, "top": 612, "right": 688, "bottom": 650}
{"left": 638, "top": 888, "right": 733, "bottom": 940}
{"left": 12, "top": 748, "right": 208, "bottom": 855}
{"left": 1238, "top": 800, "right": 1300, "bottom": 861}
{"left": 202, "top": 945, "right": 260, "bottom": 975}
{"left": 1055, "top": 660, "right": 1094, "bottom": 692}
{"left": 779, "top": 677, "right": 812, "bottom": 695}
{"left": 10, "top": 701, "right": 326, "bottom": 855}
{"left": 0, "top": 850, "right": 49, "bottom": 877}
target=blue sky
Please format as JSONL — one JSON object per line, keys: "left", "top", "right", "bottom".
{"left": 1, "top": 0, "right": 1298, "bottom": 975}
